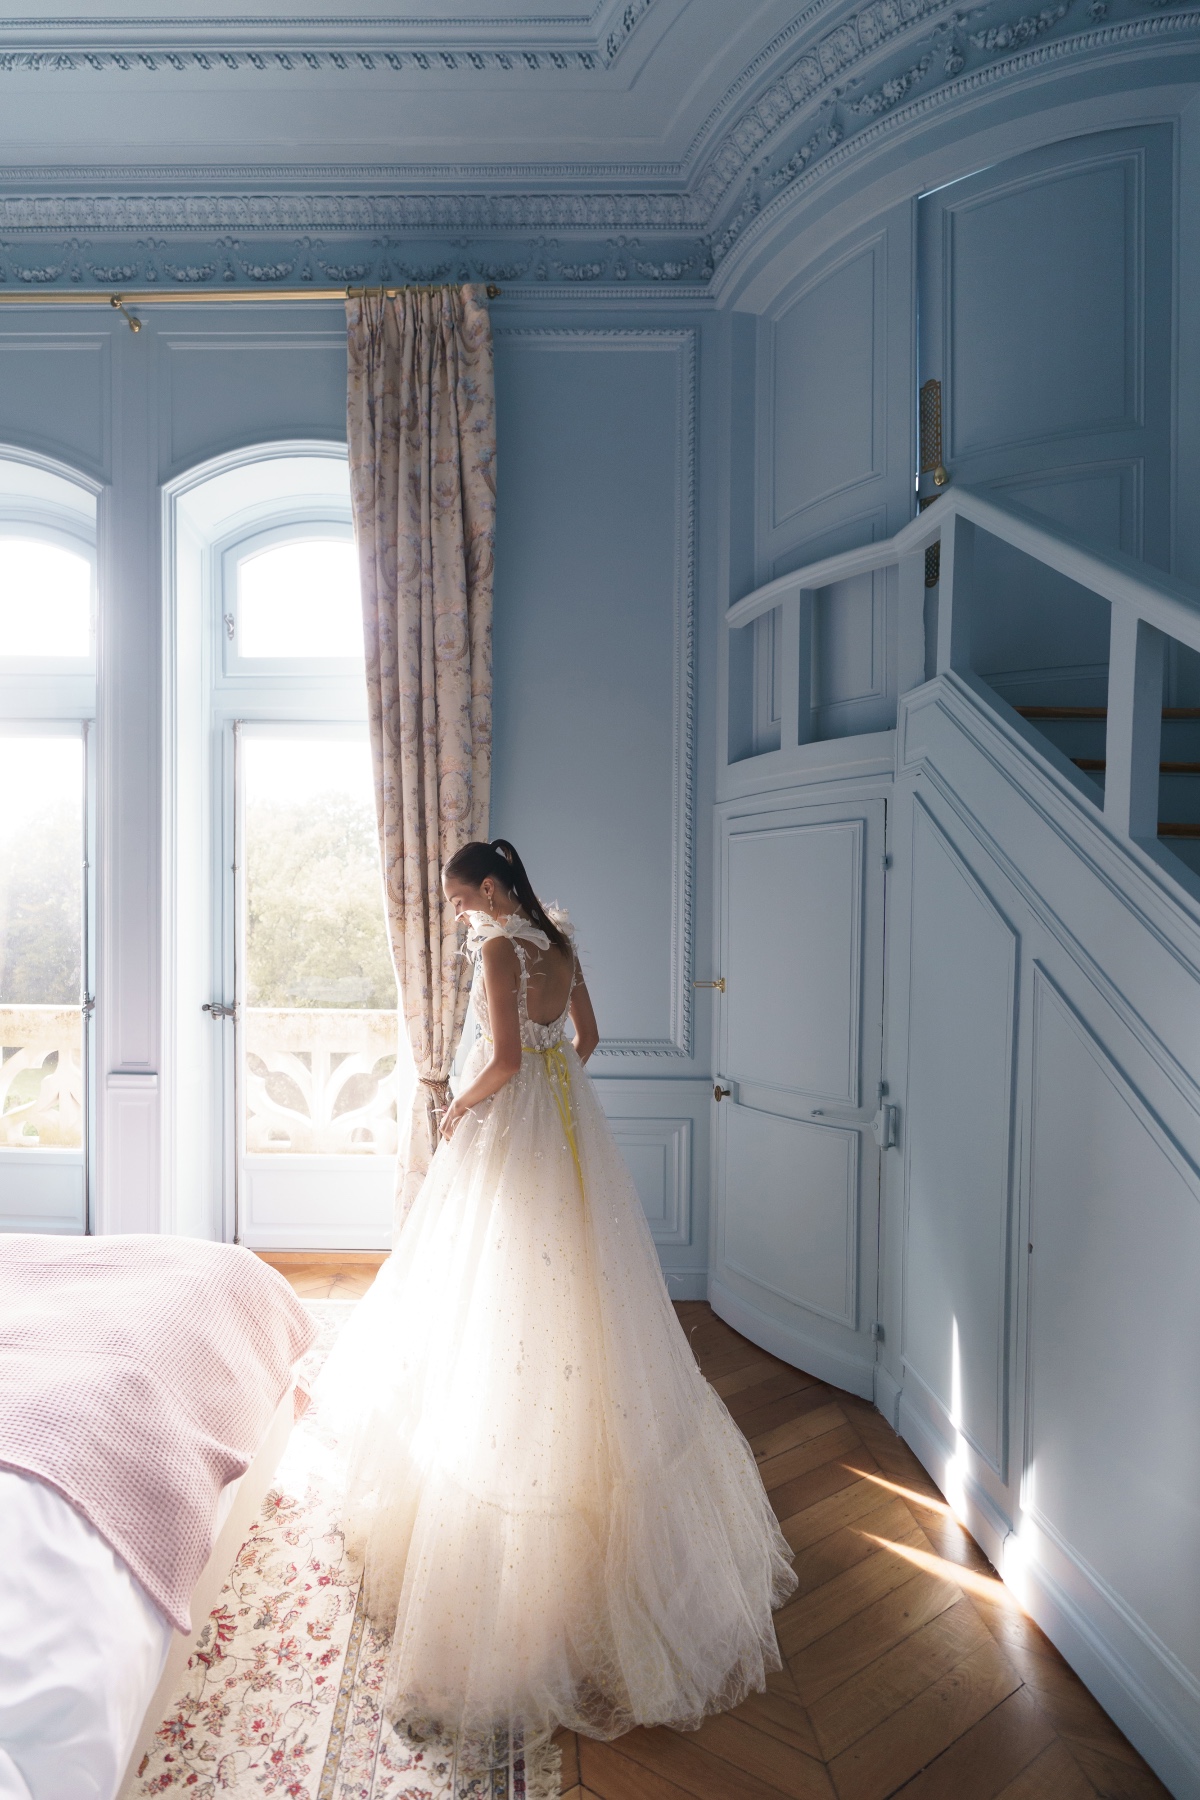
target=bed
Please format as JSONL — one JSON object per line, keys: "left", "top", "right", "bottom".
{"left": 0, "top": 1235, "right": 317, "bottom": 1800}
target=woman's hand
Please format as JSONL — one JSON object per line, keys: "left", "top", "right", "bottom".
{"left": 439, "top": 1097, "right": 472, "bottom": 1140}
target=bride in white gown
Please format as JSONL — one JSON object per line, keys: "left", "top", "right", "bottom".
{"left": 319, "top": 838, "right": 797, "bottom": 1774}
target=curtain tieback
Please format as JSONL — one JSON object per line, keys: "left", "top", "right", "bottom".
{"left": 419, "top": 1075, "right": 452, "bottom": 1140}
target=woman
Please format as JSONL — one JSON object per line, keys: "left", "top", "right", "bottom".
{"left": 320, "top": 839, "right": 796, "bottom": 1781}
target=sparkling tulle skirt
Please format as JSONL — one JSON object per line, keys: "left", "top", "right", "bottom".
{"left": 316, "top": 1035, "right": 797, "bottom": 1766}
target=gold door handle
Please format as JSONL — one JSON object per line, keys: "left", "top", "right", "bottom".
{"left": 714, "top": 1084, "right": 732, "bottom": 1102}
{"left": 693, "top": 978, "right": 725, "bottom": 992}
{"left": 933, "top": 463, "right": 950, "bottom": 488}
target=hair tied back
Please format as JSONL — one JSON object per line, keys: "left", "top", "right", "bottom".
{"left": 443, "top": 838, "right": 571, "bottom": 955}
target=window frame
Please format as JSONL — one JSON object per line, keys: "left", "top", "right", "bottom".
{"left": 0, "top": 448, "right": 99, "bottom": 1235}
{"left": 215, "top": 511, "right": 361, "bottom": 688}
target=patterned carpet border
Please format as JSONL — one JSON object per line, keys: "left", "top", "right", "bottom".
{"left": 132, "top": 1300, "right": 558, "bottom": 1800}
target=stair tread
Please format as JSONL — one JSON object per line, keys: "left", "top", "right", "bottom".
{"left": 1017, "top": 705, "right": 1200, "bottom": 720}
{"left": 1071, "top": 759, "right": 1200, "bottom": 774}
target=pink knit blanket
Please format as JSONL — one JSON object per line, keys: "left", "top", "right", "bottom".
{"left": 0, "top": 1234, "right": 317, "bottom": 1631}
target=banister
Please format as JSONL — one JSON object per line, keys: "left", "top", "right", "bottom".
{"left": 726, "top": 486, "right": 1200, "bottom": 654}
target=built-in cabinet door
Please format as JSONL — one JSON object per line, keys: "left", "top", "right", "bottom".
{"left": 710, "top": 793, "right": 887, "bottom": 1397}
{"left": 918, "top": 125, "right": 1173, "bottom": 705}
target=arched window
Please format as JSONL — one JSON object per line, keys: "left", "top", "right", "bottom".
{"left": 166, "top": 446, "right": 411, "bottom": 1249}
{"left": 0, "top": 452, "right": 98, "bottom": 1235}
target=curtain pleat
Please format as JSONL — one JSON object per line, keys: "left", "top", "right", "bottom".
{"left": 346, "top": 285, "right": 496, "bottom": 1233}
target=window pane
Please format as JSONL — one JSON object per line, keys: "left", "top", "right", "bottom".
{"left": 0, "top": 539, "right": 92, "bottom": 659}
{"left": 0, "top": 736, "right": 83, "bottom": 1149}
{"left": 243, "top": 736, "right": 400, "bottom": 1156}
{"left": 237, "top": 538, "right": 362, "bottom": 659}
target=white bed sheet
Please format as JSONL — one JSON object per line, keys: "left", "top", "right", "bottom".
{"left": 0, "top": 1468, "right": 174, "bottom": 1800}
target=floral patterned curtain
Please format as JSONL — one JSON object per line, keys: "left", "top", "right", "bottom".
{"left": 346, "top": 286, "right": 496, "bottom": 1231}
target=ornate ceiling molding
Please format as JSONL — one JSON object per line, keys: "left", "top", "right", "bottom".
{"left": 705, "top": 1, "right": 1200, "bottom": 271}
{"left": 0, "top": 0, "right": 1195, "bottom": 291}
{"left": 0, "top": 0, "right": 656, "bottom": 72}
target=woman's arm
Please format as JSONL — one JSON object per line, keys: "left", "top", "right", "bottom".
{"left": 439, "top": 937, "right": 524, "bottom": 1139}
{"left": 569, "top": 964, "right": 600, "bottom": 1064}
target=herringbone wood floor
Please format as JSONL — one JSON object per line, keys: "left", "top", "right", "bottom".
{"left": 261, "top": 1256, "right": 1170, "bottom": 1800}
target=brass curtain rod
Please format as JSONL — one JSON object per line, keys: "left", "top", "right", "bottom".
{"left": 0, "top": 281, "right": 501, "bottom": 332}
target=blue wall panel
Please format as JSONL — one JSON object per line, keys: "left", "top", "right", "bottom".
{"left": 491, "top": 328, "right": 696, "bottom": 1061}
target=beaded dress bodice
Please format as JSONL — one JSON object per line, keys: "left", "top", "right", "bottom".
{"left": 467, "top": 911, "right": 577, "bottom": 1050}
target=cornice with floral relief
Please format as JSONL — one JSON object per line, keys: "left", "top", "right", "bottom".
{"left": 0, "top": 0, "right": 1196, "bottom": 291}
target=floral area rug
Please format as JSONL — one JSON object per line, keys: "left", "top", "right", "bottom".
{"left": 131, "top": 1300, "right": 559, "bottom": 1800}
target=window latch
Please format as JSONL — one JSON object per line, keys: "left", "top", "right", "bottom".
{"left": 202, "top": 1001, "right": 236, "bottom": 1020}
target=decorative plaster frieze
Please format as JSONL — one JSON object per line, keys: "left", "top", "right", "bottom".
{"left": 711, "top": 3, "right": 1200, "bottom": 271}
{"left": 0, "top": 230, "right": 713, "bottom": 289}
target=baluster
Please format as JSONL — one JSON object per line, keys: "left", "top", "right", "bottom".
{"left": 1105, "top": 608, "right": 1164, "bottom": 840}
{"left": 781, "top": 590, "right": 813, "bottom": 748}
{"left": 897, "top": 549, "right": 927, "bottom": 695}
{"left": 936, "top": 513, "right": 974, "bottom": 676}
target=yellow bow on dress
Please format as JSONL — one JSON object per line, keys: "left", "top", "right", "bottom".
{"left": 525, "top": 1043, "right": 585, "bottom": 1198}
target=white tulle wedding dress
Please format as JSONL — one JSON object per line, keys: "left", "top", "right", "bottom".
{"left": 319, "top": 908, "right": 797, "bottom": 1773}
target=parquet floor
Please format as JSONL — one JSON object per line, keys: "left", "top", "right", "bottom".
{"left": 257, "top": 1249, "right": 387, "bottom": 1300}
{"left": 262, "top": 1257, "right": 1171, "bottom": 1800}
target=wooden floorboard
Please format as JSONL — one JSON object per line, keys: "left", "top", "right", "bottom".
{"left": 274, "top": 1265, "right": 1171, "bottom": 1800}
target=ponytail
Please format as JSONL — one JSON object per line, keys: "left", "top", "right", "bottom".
{"left": 443, "top": 837, "right": 571, "bottom": 954}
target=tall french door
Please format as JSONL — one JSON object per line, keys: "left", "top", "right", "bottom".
{"left": 0, "top": 723, "right": 94, "bottom": 1233}
{"left": 222, "top": 723, "right": 407, "bottom": 1250}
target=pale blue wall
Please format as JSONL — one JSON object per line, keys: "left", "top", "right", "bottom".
{"left": 0, "top": 296, "right": 716, "bottom": 1292}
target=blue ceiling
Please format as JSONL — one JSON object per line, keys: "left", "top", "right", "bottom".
{"left": 0, "top": 0, "right": 1196, "bottom": 292}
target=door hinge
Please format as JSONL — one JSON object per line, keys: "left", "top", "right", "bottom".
{"left": 881, "top": 853, "right": 892, "bottom": 871}
{"left": 872, "top": 1103, "right": 899, "bottom": 1149}
{"left": 870, "top": 1321, "right": 886, "bottom": 1343}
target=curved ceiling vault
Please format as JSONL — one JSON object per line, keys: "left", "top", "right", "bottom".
{"left": 0, "top": 0, "right": 1197, "bottom": 291}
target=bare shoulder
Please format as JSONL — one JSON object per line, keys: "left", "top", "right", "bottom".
{"left": 479, "top": 935, "right": 521, "bottom": 980}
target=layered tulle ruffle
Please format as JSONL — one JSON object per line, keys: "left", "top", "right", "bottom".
{"left": 317, "top": 1032, "right": 797, "bottom": 1764}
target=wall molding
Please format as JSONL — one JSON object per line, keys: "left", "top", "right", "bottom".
{"left": 900, "top": 675, "right": 1200, "bottom": 1141}
{"left": 0, "top": 0, "right": 657, "bottom": 72}
{"left": 497, "top": 327, "right": 696, "bottom": 1059}
{"left": 607, "top": 1115, "right": 693, "bottom": 1244}
{"left": 901, "top": 792, "right": 1018, "bottom": 1481}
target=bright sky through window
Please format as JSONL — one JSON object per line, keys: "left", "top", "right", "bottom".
{"left": 0, "top": 539, "right": 91, "bottom": 659}
{"left": 237, "top": 537, "right": 363, "bottom": 659}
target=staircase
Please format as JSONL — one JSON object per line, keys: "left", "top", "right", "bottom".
{"left": 1016, "top": 704, "right": 1200, "bottom": 873}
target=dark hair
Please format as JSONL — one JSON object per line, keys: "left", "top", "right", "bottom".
{"left": 443, "top": 838, "right": 571, "bottom": 954}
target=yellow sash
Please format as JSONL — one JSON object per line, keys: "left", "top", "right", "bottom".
{"left": 524, "top": 1042, "right": 584, "bottom": 1198}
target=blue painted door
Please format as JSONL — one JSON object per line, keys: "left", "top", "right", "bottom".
{"left": 710, "top": 793, "right": 888, "bottom": 1399}
{"left": 918, "top": 126, "right": 1173, "bottom": 707}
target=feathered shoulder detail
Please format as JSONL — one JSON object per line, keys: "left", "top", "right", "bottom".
{"left": 465, "top": 903, "right": 575, "bottom": 958}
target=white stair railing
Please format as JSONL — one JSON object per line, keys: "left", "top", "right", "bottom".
{"left": 726, "top": 487, "right": 1200, "bottom": 848}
